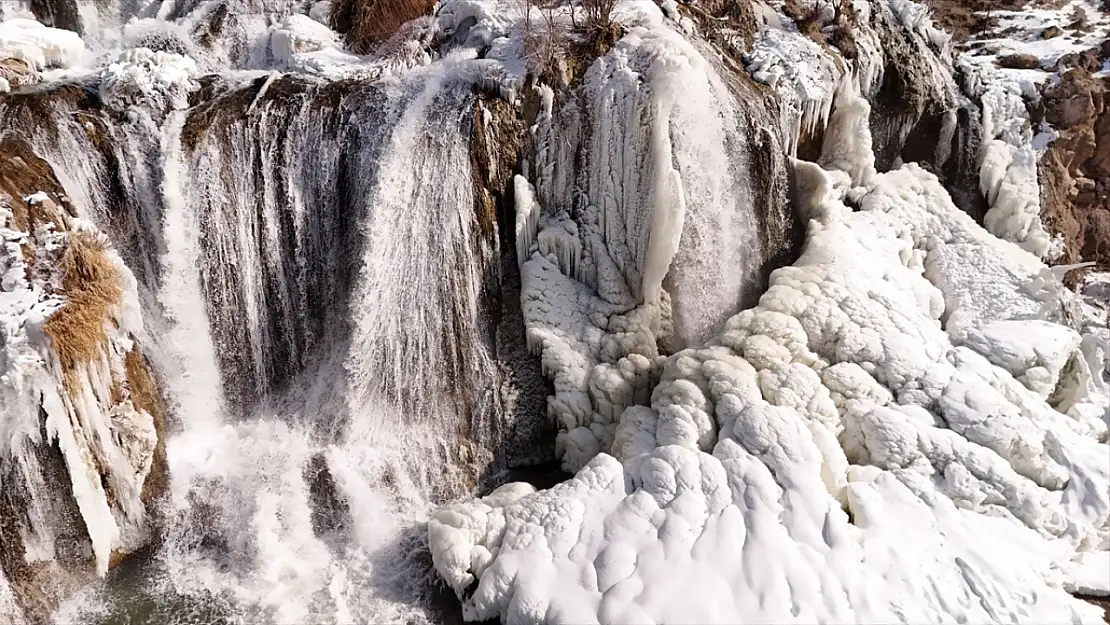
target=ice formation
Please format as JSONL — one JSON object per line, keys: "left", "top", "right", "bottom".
{"left": 98, "top": 47, "right": 199, "bottom": 113}
{"left": 519, "top": 2, "right": 767, "bottom": 471}
{"left": 0, "top": 188, "right": 158, "bottom": 577}
{"left": 0, "top": 0, "right": 1107, "bottom": 622}
{"left": 430, "top": 14, "right": 1110, "bottom": 622}
{"left": 0, "top": 18, "right": 84, "bottom": 71}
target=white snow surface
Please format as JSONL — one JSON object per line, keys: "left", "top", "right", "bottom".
{"left": 1064, "top": 550, "right": 1110, "bottom": 597}
{"left": 0, "top": 17, "right": 84, "bottom": 70}
{"left": 430, "top": 53, "right": 1110, "bottom": 623}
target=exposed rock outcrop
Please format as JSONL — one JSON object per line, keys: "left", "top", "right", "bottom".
{"left": 1036, "top": 65, "right": 1110, "bottom": 274}
{"left": 0, "top": 137, "right": 167, "bottom": 623}
{"left": 329, "top": 0, "right": 437, "bottom": 54}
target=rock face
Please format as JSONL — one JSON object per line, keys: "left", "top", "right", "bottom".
{"left": 0, "top": 137, "right": 167, "bottom": 623}
{"left": 328, "top": 0, "right": 437, "bottom": 53}
{"left": 1037, "top": 65, "right": 1110, "bottom": 272}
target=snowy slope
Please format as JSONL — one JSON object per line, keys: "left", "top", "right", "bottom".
{"left": 429, "top": 2, "right": 1110, "bottom": 623}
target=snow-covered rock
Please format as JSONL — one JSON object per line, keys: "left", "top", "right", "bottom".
{"left": 270, "top": 14, "right": 340, "bottom": 66}
{"left": 0, "top": 18, "right": 84, "bottom": 71}
{"left": 98, "top": 47, "right": 198, "bottom": 113}
{"left": 429, "top": 35, "right": 1110, "bottom": 621}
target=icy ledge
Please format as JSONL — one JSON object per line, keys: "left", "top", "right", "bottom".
{"left": 429, "top": 85, "right": 1109, "bottom": 624}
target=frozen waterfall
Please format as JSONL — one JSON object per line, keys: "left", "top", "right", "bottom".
{"left": 2, "top": 0, "right": 1108, "bottom": 624}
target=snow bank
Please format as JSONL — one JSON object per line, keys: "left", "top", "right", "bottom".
{"left": 430, "top": 67, "right": 1110, "bottom": 624}
{"left": 1064, "top": 550, "right": 1110, "bottom": 597}
{"left": 0, "top": 18, "right": 84, "bottom": 71}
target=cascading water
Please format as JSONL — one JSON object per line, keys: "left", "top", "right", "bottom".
{"left": 0, "top": 1, "right": 788, "bottom": 622}
{"left": 94, "top": 70, "right": 495, "bottom": 623}
{"left": 0, "top": 17, "right": 523, "bottom": 620}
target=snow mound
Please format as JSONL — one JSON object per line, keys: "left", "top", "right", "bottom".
{"left": 430, "top": 64, "right": 1110, "bottom": 623}
{"left": 0, "top": 18, "right": 84, "bottom": 71}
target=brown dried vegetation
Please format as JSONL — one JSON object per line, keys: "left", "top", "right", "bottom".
{"left": 780, "top": 0, "right": 858, "bottom": 59}
{"left": 42, "top": 231, "right": 123, "bottom": 384}
{"left": 578, "top": 0, "right": 617, "bottom": 33}
{"left": 329, "top": 0, "right": 436, "bottom": 54}
{"left": 518, "top": 0, "right": 622, "bottom": 85}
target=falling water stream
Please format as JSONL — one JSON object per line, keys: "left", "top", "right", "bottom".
{"left": 0, "top": 1, "right": 776, "bottom": 621}
{"left": 1, "top": 58, "right": 506, "bottom": 625}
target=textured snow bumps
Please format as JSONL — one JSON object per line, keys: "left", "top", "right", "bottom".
{"left": 430, "top": 75, "right": 1109, "bottom": 625}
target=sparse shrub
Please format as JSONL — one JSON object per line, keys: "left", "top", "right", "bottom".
{"left": 579, "top": 0, "right": 617, "bottom": 32}
{"left": 518, "top": 0, "right": 571, "bottom": 81}
{"left": 330, "top": 0, "right": 436, "bottom": 54}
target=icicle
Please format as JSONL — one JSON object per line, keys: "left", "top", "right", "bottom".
{"left": 247, "top": 70, "right": 281, "bottom": 114}
{"left": 819, "top": 79, "right": 876, "bottom": 186}
{"left": 536, "top": 212, "right": 581, "bottom": 280}
{"left": 514, "top": 175, "right": 541, "bottom": 274}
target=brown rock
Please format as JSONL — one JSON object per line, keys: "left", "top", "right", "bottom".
{"left": 997, "top": 53, "right": 1041, "bottom": 69}
{"left": 0, "top": 58, "right": 36, "bottom": 89}
{"left": 1041, "top": 25, "right": 1064, "bottom": 39}
{"left": 1038, "top": 66, "right": 1110, "bottom": 273}
{"left": 1054, "top": 49, "right": 1101, "bottom": 72}
{"left": 923, "top": 0, "right": 1024, "bottom": 42}
{"left": 1068, "top": 7, "right": 1088, "bottom": 31}
{"left": 1043, "top": 69, "right": 1101, "bottom": 128}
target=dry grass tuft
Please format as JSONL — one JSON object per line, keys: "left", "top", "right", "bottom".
{"left": 43, "top": 231, "right": 123, "bottom": 382}
{"left": 330, "top": 0, "right": 437, "bottom": 54}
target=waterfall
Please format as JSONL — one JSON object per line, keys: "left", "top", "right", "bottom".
{"left": 116, "top": 68, "right": 495, "bottom": 622}
{"left": 0, "top": 35, "right": 517, "bottom": 622}
{"left": 5, "top": 1, "right": 789, "bottom": 622}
